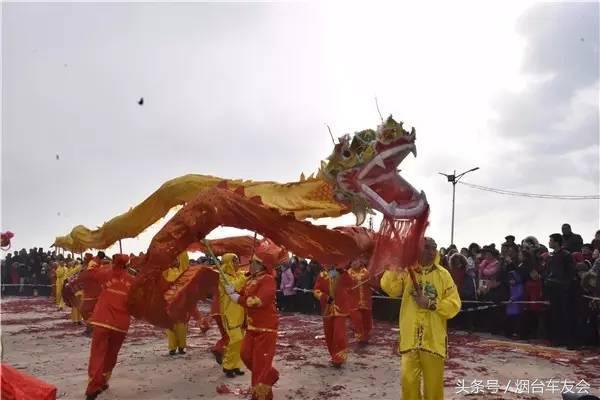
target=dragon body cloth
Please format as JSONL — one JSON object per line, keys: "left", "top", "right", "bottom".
{"left": 57, "top": 116, "right": 429, "bottom": 328}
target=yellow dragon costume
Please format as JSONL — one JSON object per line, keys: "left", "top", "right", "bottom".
{"left": 381, "top": 241, "right": 461, "bottom": 400}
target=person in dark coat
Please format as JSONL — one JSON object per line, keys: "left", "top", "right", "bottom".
{"left": 545, "top": 233, "right": 576, "bottom": 348}
{"left": 562, "top": 224, "right": 583, "bottom": 253}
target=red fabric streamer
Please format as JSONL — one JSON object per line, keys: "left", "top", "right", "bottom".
{"left": 163, "top": 265, "right": 219, "bottom": 323}
{"left": 1, "top": 364, "right": 57, "bottom": 400}
{"left": 188, "top": 236, "right": 257, "bottom": 255}
{"left": 368, "top": 208, "right": 429, "bottom": 285}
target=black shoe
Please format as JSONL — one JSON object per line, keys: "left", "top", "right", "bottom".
{"left": 101, "top": 384, "right": 109, "bottom": 392}
{"left": 85, "top": 391, "right": 100, "bottom": 400}
{"left": 233, "top": 368, "right": 245, "bottom": 376}
{"left": 169, "top": 350, "right": 176, "bottom": 356}
{"left": 223, "top": 368, "right": 236, "bottom": 378}
{"left": 212, "top": 350, "right": 223, "bottom": 365}
{"left": 177, "top": 347, "right": 186, "bottom": 355}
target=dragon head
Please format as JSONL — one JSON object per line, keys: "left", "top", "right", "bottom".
{"left": 321, "top": 115, "right": 428, "bottom": 225}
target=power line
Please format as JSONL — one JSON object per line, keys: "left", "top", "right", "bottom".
{"left": 458, "top": 181, "right": 600, "bottom": 200}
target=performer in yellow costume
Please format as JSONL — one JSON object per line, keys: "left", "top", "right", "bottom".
{"left": 219, "top": 253, "right": 247, "bottom": 378}
{"left": 66, "top": 260, "right": 83, "bottom": 323}
{"left": 55, "top": 261, "right": 68, "bottom": 310}
{"left": 380, "top": 237, "right": 461, "bottom": 400}
{"left": 164, "top": 252, "right": 190, "bottom": 355}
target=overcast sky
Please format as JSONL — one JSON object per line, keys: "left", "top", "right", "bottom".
{"left": 2, "top": 2, "right": 598, "bottom": 255}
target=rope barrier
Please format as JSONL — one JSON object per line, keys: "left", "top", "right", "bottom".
{"left": 1, "top": 285, "right": 594, "bottom": 305}
{"left": 1, "top": 284, "right": 53, "bottom": 287}
{"left": 287, "top": 287, "right": 553, "bottom": 304}
{"left": 459, "top": 304, "right": 502, "bottom": 313}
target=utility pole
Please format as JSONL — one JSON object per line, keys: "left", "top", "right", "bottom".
{"left": 438, "top": 167, "right": 480, "bottom": 246}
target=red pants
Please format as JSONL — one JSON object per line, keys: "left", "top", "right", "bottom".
{"left": 241, "top": 330, "right": 279, "bottom": 400}
{"left": 324, "top": 316, "right": 348, "bottom": 364}
{"left": 350, "top": 309, "right": 373, "bottom": 343}
{"left": 86, "top": 326, "right": 126, "bottom": 396}
{"left": 212, "top": 315, "right": 229, "bottom": 355}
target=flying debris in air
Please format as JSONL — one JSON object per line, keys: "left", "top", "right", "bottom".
{"left": 138, "top": 97, "right": 144, "bottom": 106}
{"left": 55, "top": 154, "right": 60, "bottom": 160}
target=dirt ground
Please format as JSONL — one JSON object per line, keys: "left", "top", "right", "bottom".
{"left": 1, "top": 296, "right": 599, "bottom": 400}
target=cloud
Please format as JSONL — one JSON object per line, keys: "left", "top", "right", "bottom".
{"left": 491, "top": 3, "right": 599, "bottom": 152}
{"left": 1, "top": 2, "right": 597, "bottom": 254}
{"left": 450, "top": 2, "right": 599, "bottom": 246}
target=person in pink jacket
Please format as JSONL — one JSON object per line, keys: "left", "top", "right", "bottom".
{"left": 477, "top": 246, "right": 505, "bottom": 334}
{"left": 478, "top": 248, "right": 501, "bottom": 294}
{"left": 280, "top": 263, "right": 295, "bottom": 312}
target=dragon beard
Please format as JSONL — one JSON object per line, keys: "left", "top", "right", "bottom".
{"left": 368, "top": 209, "right": 430, "bottom": 278}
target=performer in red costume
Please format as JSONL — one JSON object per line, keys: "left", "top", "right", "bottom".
{"left": 348, "top": 258, "right": 373, "bottom": 345}
{"left": 313, "top": 264, "right": 353, "bottom": 368}
{"left": 227, "top": 256, "right": 279, "bottom": 400}
{"left": 79, "top": 252, "right": 105, "bottom": 336}
{"left": 85, "top": 254, "right": 134, "bottom": 400}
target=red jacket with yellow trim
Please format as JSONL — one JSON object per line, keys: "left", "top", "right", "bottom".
{"left": 348, "top": 267, "right": 372, "bottom": 310}
{"left": 238, "top": 272, "right": 278, "bottom": 332}
{"left": 82, "top": 262, "right": 103, "bottom": 300}
{"left": 313, "top": 269, "right": 353, "bottom": 317}
{"left": 77, "top": 263, "right": 107, "bottom": 321}
{"left": 89, "top": 268, "right": 134, "bottom": 333}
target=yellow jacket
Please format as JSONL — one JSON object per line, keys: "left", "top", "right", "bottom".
{"left": 56, "top": 264, "right": 67, "bottom": 280}
{"left": 219, "top": 253, "right": 247, "bottom": 342}
{"left": 55, "top": 264, "right": 67, "bottom": 306}
{"left": 65, "top": 264, "right": 82, "bottom": 280}
{"left": 55, "top": 264, "right": 67, "bottom": 288}
{"left": 380, "top": 260, "right": 461, "bottom": 358}
{"left": 162, "top": 252, "right": 190, "bottom": 282}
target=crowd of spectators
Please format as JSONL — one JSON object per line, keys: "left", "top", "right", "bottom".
{"left": 1, "top": 247, "right": 58, "bottom": 296}
{"left": 269, "top": 224, "right": 600, "bottom": 350}
{"left": 2, "top": 224, "right": 598, "bottom": 350}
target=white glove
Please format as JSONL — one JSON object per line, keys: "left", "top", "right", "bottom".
{"left": 224, "top": 284, "right": 236, "bottom": 294}
{"left": 229, "top": 293, "right": 240, "bottom": 303}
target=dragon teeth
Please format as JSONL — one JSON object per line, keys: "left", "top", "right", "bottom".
{"left": 375, "top": 156, "right": 386, "bottom": 169}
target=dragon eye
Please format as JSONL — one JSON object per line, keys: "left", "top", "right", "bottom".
{"left": 342, "top": 150, "right": 352, "bottom": 158}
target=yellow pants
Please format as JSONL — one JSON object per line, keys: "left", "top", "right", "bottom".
{"left": 401, "top": 350, "right": 445, "bottom": 400}
{"left": 70, "top": 306, "right": 82, "bottom": 322}
{"left": 166, "top": 323, "right": 187, "bottom": 351}
{"left": 222, "top": 327, "right": 243, "bottom": 370}
{"left": 56, "top": 285, "right": 64, "bottom": 309}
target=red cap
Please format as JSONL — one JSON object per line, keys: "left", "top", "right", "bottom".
{"left": 113, "top": 254, "right": 130, "bottom": 269}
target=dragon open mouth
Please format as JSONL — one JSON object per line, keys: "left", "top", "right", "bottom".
{"left": 357, "top": 141, "right": 427, "bottom": 219}
{"left": 330, "top": 117, "right": 429, "bottom": 221}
